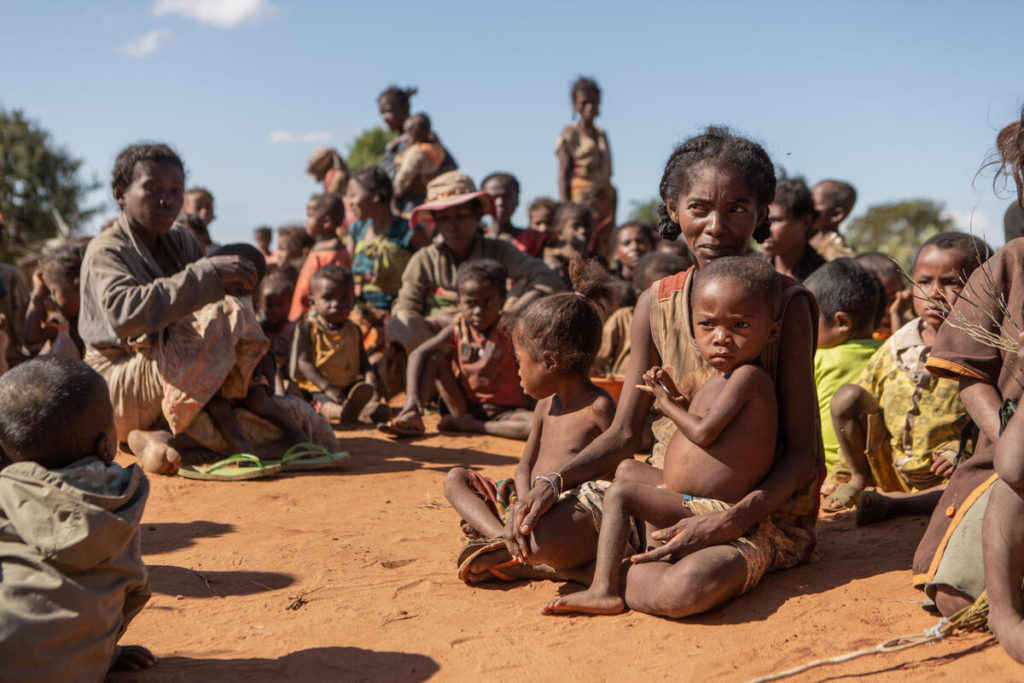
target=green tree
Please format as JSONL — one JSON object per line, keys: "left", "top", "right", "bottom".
{"left": 346, "top": 127, "right": 396, "bottom": 170}
{"left": 627, "top": 197, "right": 661, "bottom": 224}
{"left": 0, "top": 108, "right": 100, "bottom": 250}
{"left": 845, "top": 199, "right": 955, "bottom": 270}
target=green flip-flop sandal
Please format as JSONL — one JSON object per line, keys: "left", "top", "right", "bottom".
{"left": 177, "top": 453, "right": 283, "bottom": 481}
{"left": 265, "top": 442, "right": 350, "bottom": 472}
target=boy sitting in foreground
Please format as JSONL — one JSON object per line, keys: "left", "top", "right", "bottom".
{"left": 544, "top": 257, "right": 781, "bottom": 615}
{"left": 0, "top": 356, "right": 154, "bottom": 678}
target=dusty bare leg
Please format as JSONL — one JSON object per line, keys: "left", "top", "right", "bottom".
{"left": 205, "top": 395, "right": 253, "bottom": 453}
{"left": 857, "top": 487, "right": 945, "bottom": 526}
{"left": 466, "top": 499, "right": 599, "bottom": 582}
{"left": 125, "top": 429, "right": 182, "bottom": 474}
{"left": 544, "top": 482, "right": 689, "bottom": 616}
{"left": 985, "top": 480, "right": 1024, "bottom": 662}
{"left": 624, "top": 544, "right": 748, "bottom": 618}
{"left": 615, "top": 458, "right": 665, "bottom": 486}
{"left": 824, "top": 384, "right": 877, "bottom": 511}
{"left": 243, "top": 386, "right": 307, "bottom": 443}
{"left": 444, "top": 467, "right": 505, "bottom": 539}
{"left": 393, "top": 350, "right": 444, "bottom": 427}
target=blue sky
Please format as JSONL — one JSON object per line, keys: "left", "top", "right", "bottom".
{"left": 3, "top": 0, "right": 1023, "bottom": 248}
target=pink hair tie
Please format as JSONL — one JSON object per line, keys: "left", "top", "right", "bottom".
{"left": 574, "top": 291, "right": 586, "bottom": 298}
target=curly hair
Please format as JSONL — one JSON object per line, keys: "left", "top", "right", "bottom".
{"left": 656, "top": 127, "right": 775, "bottom": 242}
{"left": 805, "top": 258, "right": 882, "bottom": 333}
{"left": 455, "top": 259, "right": 508, "bottom": 298}
{"left": 693, "top": 256, "right": 782, "bottom": 319}
{"left": 111, "top": 143, "right": 184, "bottom": 195}
{"left": 38, "top": 243, "right": 85, "bottom": 289}
{"left": 505, "top": 256, "right": 614, "bottom": 374}
{"left": 481, "top": 172, "right": 520, "bottom": 196}
{"left": 378, "top": 85, "right": 418, "bottom": 108}
{"left": 916, "top": 231, "right": 994, "bottom": 275}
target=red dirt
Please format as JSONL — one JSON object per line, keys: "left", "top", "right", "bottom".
{"left": 111, "top": 417, "right": 1018, "bottom": 682}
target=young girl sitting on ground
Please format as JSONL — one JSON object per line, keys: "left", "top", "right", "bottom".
{"left": 382, "top": 259, "right": 533, "bottom": 440}
{"left": 830, "top": 232, "right": 993, "bottom": 521}
{"left": 294, "top": 265, "right": 375, "bottom": 424}
{"left": 446, "top": 256, "right": 617, "bottom": 583}
{"left": 543, "top": 257, "right": 782, "bottom": 616}
{"left": 24, "top": 243, "right": 86, "bottom": 358}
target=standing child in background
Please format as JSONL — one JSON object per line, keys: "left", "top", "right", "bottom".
{"left": 609, "top": 221, "right": 655, "bottom": 284}
{"left": 294, "top": 266, "right": 375, "bottom": 424}
{"left": 809, "top": 180, "right": 856, "bottom": 261}
{"left": 528, "top": 197, "right": 559, "bottom": 237}
{"left": 383, "top": 260, "right": 533, "bottom": 440}
{"left": 804, "top": 258, "right": 884, "bottom": 490}
{"left": 183, "top": 187, "right": 215, "bottom": 228}
{"left": 557, "top": 76, "right": 616, "bottom": 257}
{"left": 447, "top": 256, "right": 617, "bottom": 583}
{"left": 856, "top": 251, "right": 912, "bottom": 340}
{"left": 830, "top": 233, "right": 993, "bottom": 517}
{"left": 392, "top": 114, "right": 446, "bottom": 211}
{"left": 593, "top": 251, "right": 688, "bottom": 377}
{"left": 24, "top": 243, "right": 86, "bottom": 358}
{"left": 481, "top": 173, "right": 547, "bottom": 257}
{"left": 254, "top": 226, "right": 273, "bottom": 260}
{"left": 0, "top": 356, "right": 154, "bottom": 679}
{"left": 544, "top": 257, "right": 782, "bottom": 616}
{"left": 289, "top": 193, "right": 351, "bottom": 322}
{"left": 543, "top": 202, "right": 594, "bottom": 287}
{"left": 259, "top": 273, "right": 297, "bottom": 389}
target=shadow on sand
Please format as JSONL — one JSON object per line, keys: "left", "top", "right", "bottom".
{"left": 112, "top": 646, "right": 439, "bottom": 682}
{"left": 141, "top": 521, "right": 235, "bottom": 555}
{"left": 147, "top": 565, "right": 295, "bottom": 598}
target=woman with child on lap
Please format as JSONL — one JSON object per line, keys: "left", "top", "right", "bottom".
{"left": 461, "top": 127, "right": 824, "bottom": 619}
{"left": 79, "top": 143, "right": 338, "bottom": 474}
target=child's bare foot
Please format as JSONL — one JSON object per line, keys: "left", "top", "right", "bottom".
{"left": 340, "top": 382, "right": 374, "bottom": 423}
{"left": 126, "top": 430, "right": 182, "bottom": 474}
{"left": 542, "top": 589, "right": 625, "bottom": 616}
{"left": 110, "top": 644, "right": 157, "bottom": 671}
{"left": 855, "top": 490, "right": 892, "bottom": 526}
{"left": 439, "top": 413, "right": 484, "bottom": 433}
{"left": 379, "top": 410, "right": 425, "bottom": 436}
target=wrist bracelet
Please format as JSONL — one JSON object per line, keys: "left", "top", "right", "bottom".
{"left": 549, "top": 472, "right": 564, "bottom": 494}
{"left": 533, "top": 475, "right": 560, "bottom": 497}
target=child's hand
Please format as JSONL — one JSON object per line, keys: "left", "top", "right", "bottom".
{"left": 640, "top": 366, "right": 688, "bottom": 412}
{"left": 930, "top": 450, "right": 957, "bottom": 479}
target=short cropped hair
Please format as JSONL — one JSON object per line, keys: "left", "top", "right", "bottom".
{"left": 211, "top": 243, "right": 267, "bottom": 283}
{"left": 481, "top": 172, "right": 520, "bottom": 196}
{"left": 261, "top": 273, "right": 295, "bottom": 298}
{"left": 805, "top": 258, "right": 881, "bottom": 331}
{"left": 455, "top": 259, "right": 508, "bottom": 298}
{"left": 856, "top": 251, "right": 902, "bottom": 282}
{"left": 916, "top": 231, "right": 994, "bottom": 275}
{"left": 0, "top": 356, "right": 112, "bottom": 468}
{"left": 111, "top": 143, "right": 184, "bottom": 195}
{"left": 39, "top": 244, "right": 86, "bottom": 289}
{"left": 633, "top": 251, "right": 689, "bottom": 293}
{"left": 311, "top": 264, "right": 354, "bottom": 292}
{"left": 309, "top": 192, "right": 346, "bottom": 226}
{"left": 693, "top": 256, "right": 782, "bottom": 318}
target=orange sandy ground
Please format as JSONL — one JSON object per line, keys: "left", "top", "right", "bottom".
{"left": 110, "top": 417, "right": 1019, "bottom": 682}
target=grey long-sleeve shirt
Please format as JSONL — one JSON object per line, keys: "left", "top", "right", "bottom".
{"left": 79, "top": 213, "right": 224, "bottom": 351}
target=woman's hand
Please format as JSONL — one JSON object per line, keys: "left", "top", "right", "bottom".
{"left": 209, "top": 255, "right": 258, "bottom": 293}
{"left": 631, "top": 508, "right": 745, "bottom": 564}
{"left": 502, "top": 483, "right": 558, "bottom": 562}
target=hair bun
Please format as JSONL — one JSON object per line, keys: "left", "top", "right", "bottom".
{"left": 656, "top": 203, "right": 681, "bottom": 241}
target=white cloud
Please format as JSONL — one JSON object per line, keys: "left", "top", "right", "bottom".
{"left": 152, "top": 0, "right": 277, "bottom": 28}
{"left": 268, "top": 131, "right": 334, "bottom": 145}
{"left": 118, "top": 29, "right": 172, "bottom": 58}
{"left": 942, "top": 208, "right": 990, "bottom": 235}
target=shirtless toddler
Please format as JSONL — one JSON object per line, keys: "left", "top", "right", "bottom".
{"left": 545, "top": 256, "right": 781, "bottom": 615}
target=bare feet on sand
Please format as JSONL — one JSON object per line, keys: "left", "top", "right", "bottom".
{"left": 110, "top": 644, "right": 157, "bottom": 672}
{"left": 126, "top": 429, "right": 182, "bottom": 474}
{"left": 542, "top": 590, "right": 625, "bottom": 616}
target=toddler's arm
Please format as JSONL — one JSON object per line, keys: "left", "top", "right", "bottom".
{"left": 514, "top": 400, "right": 548, "bottom": 499}
{"left": 644, "top": 365, "right": 760, "bottom": 447}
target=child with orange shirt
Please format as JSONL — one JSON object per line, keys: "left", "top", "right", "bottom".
{"left": 288, "top": 193, "right": 351, "bottom": 321}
